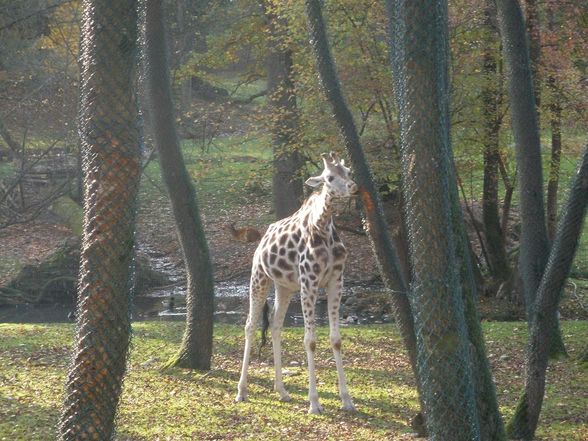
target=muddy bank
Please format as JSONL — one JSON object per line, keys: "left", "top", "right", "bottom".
{"left": 0, "top": 238, "right": 171, "bottom": 306}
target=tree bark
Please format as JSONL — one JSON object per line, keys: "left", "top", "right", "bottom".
{"left": 386, "top": 0, "right": 503, "bottom": 438}
{"left": 59, "top": 1, "right": 141, "bottom": 439}
{"left": 0, "top": 117, "right": 22, "bottom": 160}
{"left": 507, "top": 144, "right": 588, "bottom": 440}
{"left": 264, "top": 3, "right": 304, "bottom": 219}
{"left": 524, "top": 0, "right": 541, "bottom": 121}
{"left": 481, "top": 0, "right": 511, "bottom": 286}
{"left": 450, "top": 15, "right": 506, "bottom": 430}
{"left": 303, "top": 0, "right": 424, "bottom": 432}
{"left": 496, "top": 0, "right": 548, "bottom": 304}
{"left": 496, "top": 0, "right": 566, "bottom": 359}
{"left": 546, "top": 81, "right": 562, "bottom": 242}
{"left": 175, "top": 0, "right": 193, "bottom": 113}
{"left": 545, "top": 7, "right": 562, "bottom": 243}
{"left": 143, "top": 0, "right": 215, "bottom": 370}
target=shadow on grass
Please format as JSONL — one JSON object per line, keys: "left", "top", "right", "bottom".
{"left": 157, "top": 361, "right": 417, "bottom": 436}
{"left": 0, "top": 394, "right": 60, "bottom": 440}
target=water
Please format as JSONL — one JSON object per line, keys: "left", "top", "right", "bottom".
{"left": 0, "top": 281, "right": 392, "bottom": 326}
{"left": 1, "top": 242, "right": 392, "bottom": 325}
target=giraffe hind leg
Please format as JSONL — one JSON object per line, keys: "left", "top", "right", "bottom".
{"left": 327, "top": 275, "right": 355, "bottom": 411}
{"left": 236, "top": 272, "right": 270, "bottom": 402}
{"left": 301, "top": 285, "right": 323, "bottom": 414}
{"left": 271, "top": 285, "right": 295, "bottom": 401}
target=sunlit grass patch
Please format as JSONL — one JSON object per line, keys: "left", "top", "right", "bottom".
{"left": 0, "top": 321, "right": 586, "bottom": 440}
{"left": 138, "top": 133, "right": 273, "bottom": 221}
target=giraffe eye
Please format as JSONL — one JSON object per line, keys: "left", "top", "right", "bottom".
{"left": 327, "top": 176, "right": 334, "bottom": 182}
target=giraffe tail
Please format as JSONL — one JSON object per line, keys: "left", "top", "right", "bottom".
{"left": 260, "top": 301, "right": 270, "bottom": 352}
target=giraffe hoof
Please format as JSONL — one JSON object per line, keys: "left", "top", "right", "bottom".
{"left": 308, "top": 404, "right": 324, "bottom": 415}
{"left": 341, "top": 402, "right": 356, "bottom": 412}
{"left": 235, "top": 394, "right": 248, "bottom": 403}
{"left": 279, "top": 393, "right": 292, "bottom": 402}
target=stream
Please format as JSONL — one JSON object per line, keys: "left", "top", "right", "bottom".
{"left": 0, "top": 242, "right": 393, "bottom": 326}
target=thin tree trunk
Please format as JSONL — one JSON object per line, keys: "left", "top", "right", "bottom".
{"left": 482, "top": 0, "right": 511, "bottom": 286}
{"left": 176, "top": 0, "right": 193, "bottom": 113}
{"left": 59, "top": 1, "right": 141, "bottom": 439}
{"left": 143, "top": 0, "right": 215, "bottom": 370}
{"left": 454, "top": 132, "right": 506, "bottom": 439}
{"left": 545, "top": 7, "right": 562, "bottom": 243}
{"left": 507, "top": 144, "right": 588, "bottom": 440}
{"left": 499, "top": 157, "right": 516, "bottom": 234}
{"left": 303, "top": 0, "right": 424, "bottom": 433}
{"left": 451, "top": 23, "right": 506, "bottom": 431}
{"left": 264, "top": 4, "right": 304, "bottom": 219}
{"left": 496, "top": 0, "right": 548, "bottom": 305}
{"left": 524, "top": 0, "right": 541, "bottom": 121}
{"left": 0, "top": 117, "right": 22, "bottom": 160}
{"left": 496, "top": 0, "right": 566, "bottom": 359}
{"left": 546, "top": 85, "right": 562, "bottom": 242}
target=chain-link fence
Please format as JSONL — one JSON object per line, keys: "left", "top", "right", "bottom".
{"left": 453, "top": 151, "right": 588, "bottom": 279}
{"left": 59, "top": 0, "right": 141, "bottom": 439}
{"left": 387, "top": 0, "right": 503, "bottom": 439}
{"left": 0, "top": 0, "right": 585, "bottom": 439}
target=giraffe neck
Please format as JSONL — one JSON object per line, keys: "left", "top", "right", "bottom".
{"left": 308, "top": 186, "right": 334, "bottom": 232}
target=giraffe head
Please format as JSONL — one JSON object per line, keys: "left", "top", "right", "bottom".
{"left": 305, "top": 151, "right": 358, "bottom": 197}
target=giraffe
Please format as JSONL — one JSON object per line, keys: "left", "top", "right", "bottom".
{"left": 236, "top": 151, "right": 358, "bottom": 414}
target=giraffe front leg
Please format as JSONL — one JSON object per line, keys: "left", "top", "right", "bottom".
{"left": 327, "top": 276, "right": 356, "bottom": 412}
{"left": 272, "top": 285, "right": 294, "bottom": 402}
{"left": 301, "top": 285, "right": 323, "bottom": 414}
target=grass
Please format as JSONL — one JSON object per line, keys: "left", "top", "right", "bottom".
{"left": 139, "top": 133, "right": 273, "bottom": 220}
{"left": 0, "top": 162, "right": 15, "bottom": 181}
{"left": 0, "top": 321, "right": 586, "bottom": 440}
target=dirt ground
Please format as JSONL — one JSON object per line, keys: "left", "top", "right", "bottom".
{"left": 0, "top": 221, "right": 72, "bottom": 287}
{"left": 135, "top": 188, "right": 380, "bottom": 285}
{"left": 1, "top": 192, "right": 586, "bottom": 321}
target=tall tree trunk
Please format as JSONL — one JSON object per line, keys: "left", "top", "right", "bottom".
{"left": 546, "top": 82, "right": 562, "bottom": 242}
{"left": 545, "top": 7, "right": 562, "bottom": 243}
{"left": 264, "top": 4, "right": 304, "bottom": 219}
{"left": 482, "top": 0, "right": 511, "bottom": 287}
{"left": 387, "top": 0, "right": 504, "bottom": 438}
{"left": 524, "top": 0, "right": 541, "bottom": 121}
{"left": 496, "top": 0, "right": 566, "bottom": 359}
{"left": 143, "top": 0, "right": 215, "bottom": 370}
{"left": 449, "top": 10, "right": 506, "bottom": 431}
{"left": 499, "top": 156, "right": 516, "bottom": 236}
{"left": 176, "top": 0, "right": 193, "bottom": 113}
{"left": 303, "top": 0, "right": 424, "bottom": 433}
{"left": 507, "top": 144, "right": 588, "bottom": 440}
{"left": 59, "top": 1, "right": 141, "bottom": 439}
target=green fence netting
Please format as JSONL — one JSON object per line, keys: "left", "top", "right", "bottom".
{"left": 387, "top": 0, "right": 485, "bottom": 439}
{"left": 59, "top": 0, "right": 141, "bottom": 439}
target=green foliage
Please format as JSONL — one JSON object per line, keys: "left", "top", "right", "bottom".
{"left": 0, "top": 321, "right": 586, "bottom": 440}
{"left": 0, "top": 161, "right": 15, "bottom": 180}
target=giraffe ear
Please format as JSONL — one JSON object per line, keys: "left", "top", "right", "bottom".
{"left": 321, "top": 154, "right": 334, "bottom": 170}
{"left": 305, "top": 175, "right": 323, "bottom": 187}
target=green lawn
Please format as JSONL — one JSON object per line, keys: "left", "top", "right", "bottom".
{"left": 139, "top": 133, "right": 273, "bottom": 219}
{"left": 0, "top": 321, "right": 586, "bottom": 440}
